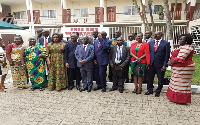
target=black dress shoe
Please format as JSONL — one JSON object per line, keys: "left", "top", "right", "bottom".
{"left": 93, "top": 86, "right": 102, "bottom": 91}
{"left": 80, "top": 88, "right": 87, "bottom": 92}
{"left": 76, "top": 85, "right": 80, "bottom": 90}
{"left": 155, "top": 93, "right": 160, "bottom": 97}
{"left": 109, "top": 88, "right": 117, "bottom": 91}
{"left": 87, "top": 89, "right": 91, "bottom": 92}
{"left": 101, "top": 88, "right": 106, "bottom": 92}
{"left": 125, "top": 79, "right": 129, "bottom": 83}
{"left": 119, "top": 89, "right": 123, "bottom": 93}
{"left": 68, "top": 86, "right": 74, "bottom": 90}
{"left": 144, "top": 92, "right": 153, "bottom": 95}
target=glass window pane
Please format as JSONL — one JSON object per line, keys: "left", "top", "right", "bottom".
{"left": 50, "top": 10, "right": 56, "bottom": 18}
{"left": 16, "top": 12, "right": 20, "bottom": 19}
{"left": 43, "top": 10, "right": 48, "bottom": 18}
{"left": 74, "top": 9, "right": 80, "bottom": 17}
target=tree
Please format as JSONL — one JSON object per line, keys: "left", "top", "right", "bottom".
{"left": 163, "top": 0, "right": 173, "bottom": 49}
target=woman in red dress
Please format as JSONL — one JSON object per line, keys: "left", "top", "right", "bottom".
{"left": 130, "top": 32, "right": 150, "bottom": 94}
{"left": 166, "top": 34, "right": 195, "bottom": 104}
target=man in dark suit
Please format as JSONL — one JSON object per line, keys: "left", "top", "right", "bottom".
{"left": 64, "top": 33, "right": 81, "bottom": 90}
{"left": 36, "top": 28, "right": 43, "bottom": 43}
{"left": 145, "top": 31, "right": 170, "bottom": 97}
{"left": 89, "top": 30, "right": 98, "bottom": 44}
{"left": 93, "top": 31, "right": 111, "bottom": 92}
{"left": 39, "top": 29, "right": 52, "bottom": 47}
{"left": 75, "top": 36, "right": 94, "bottom": 92}
{"left": 109, "top": 37, "right": 130, "bottom": 93}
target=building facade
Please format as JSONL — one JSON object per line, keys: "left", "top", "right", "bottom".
{"left": 0, "top": 0, "right": 199, "bottom": 45}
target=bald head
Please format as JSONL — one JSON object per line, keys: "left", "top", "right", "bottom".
{"left": 154, "top": 31, "right": 163, "bottom": 40}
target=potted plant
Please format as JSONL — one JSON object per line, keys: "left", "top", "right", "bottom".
{"left": 158, "top": 6, "right": 164, "bottom": 20}
{"left": 12, "top": 12, "right": 17, "bottom": 18}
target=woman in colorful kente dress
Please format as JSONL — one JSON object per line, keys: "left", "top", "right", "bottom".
{"left": 166, "top": 34, "right": 195, "bottom": 104}
{"left": 6, "top": 35, "right": 28, "bottom": 89}
{"left": 20, "top": 37, "right": 47, "bottom": 91}
{"left": 46, "top": 33, "right": 67, "bottom": 91}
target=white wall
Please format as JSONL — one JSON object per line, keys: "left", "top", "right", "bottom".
{"left": 0, "top": 29, "right": 31, "bottom": 46}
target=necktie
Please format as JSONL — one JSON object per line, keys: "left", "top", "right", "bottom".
{"left": 97, "top": 42, "right": 101, "bottom": 49}
{"left": 117, "top": 46, "right": 121, "bottom": 61}
{"left": 154, "top": 40, "right": 159, "bottom": 52}
{"left": 82, "top": 46, "right": 86, "bottom": 59}
{"left": 94, "top": 38, "right": 96, "bottom": 40}
{"left": 44, "top": 38, "right": 47, "bottom": 47}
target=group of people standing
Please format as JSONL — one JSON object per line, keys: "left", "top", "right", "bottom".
{"left": 0, "top": 28, "right": 195, "bottom": 104}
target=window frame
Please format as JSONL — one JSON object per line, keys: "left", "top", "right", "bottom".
{"left": 43, "top": 10, "right": 57, "bottom": 19}
{"left": 15, "top": 11, "right": 27, "bottom": 20}
{"left": 123, "top": 6, "right": 140, "bottom": 16}
{"left": 74, "top": 8, "right": 89, "bottom": 18}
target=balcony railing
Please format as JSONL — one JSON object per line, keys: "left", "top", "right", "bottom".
{"left": 0, "top": 17, "right": 15, "bottom": 24}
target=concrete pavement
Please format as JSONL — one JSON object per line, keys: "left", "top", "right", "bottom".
{"left": 0, "top": 78, "right": 200, "bottom": 125}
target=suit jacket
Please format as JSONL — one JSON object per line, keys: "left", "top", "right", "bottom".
{"left": 130, "top": 42, "right": 150, "bottom": 65}
{"left": 94, "top": 38, "right": 111, "bottom": 65}
{"left": 75, "top": 44, "right": 94, "bottom": 68}
{"left": 109, "top": 45, "right": 130, "bottom": 67}
{"left": 149, "top": 39, "right": 170, "bottom": 67}
{"left": 39, "top": 36, "right": 52, "bottom": 46}
{"left": 89, "top": 37, "right": 98, "bottom": 45}
{"left": 64, "top": 41, "right": 81, "bottom": 68}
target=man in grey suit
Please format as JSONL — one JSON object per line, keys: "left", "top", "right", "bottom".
{"left": 109, "top": 37, "right": 130, "bottom": 93}
{"left": 75, "top": 36, "right": 94, "bottom": 92}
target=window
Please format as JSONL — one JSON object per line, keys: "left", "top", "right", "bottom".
{"left": 123, "top": 6, "right": 140, "bottom": 15}
{"left": 43, "top": 10, "right": 56, "bottom": 18}
{"left": 145, "top": 5, "right": 152, "bottom": 13}
{"left": 15, "top": 11, "right": 27, "bottom": 19}
{"left": 74, "top": 8, "right": 88, "bottom": 18}
{"left": 153, "top": 5, "right": 162, "bottom": 14}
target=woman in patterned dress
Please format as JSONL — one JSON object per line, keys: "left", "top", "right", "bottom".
{"left": 46, "top": 33, "right": 67, "bottom": 91}
{"left": 166, "top": 34, "right": 195, "bottom": 104}
{"left": 20, "top": 37, "right": 47, "bottom": 91}
{"left": 6, "top": 35, "right": 28, "bottom": 89}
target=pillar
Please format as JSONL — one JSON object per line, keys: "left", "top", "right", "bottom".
{"left": 0, "top": 3, "right": 3, "bottom": 19}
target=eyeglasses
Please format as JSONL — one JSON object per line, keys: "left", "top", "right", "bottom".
{"left": 117, "top": 40, "right": 123, "bottom": 41}
{"left": 53, "top": 37, "right": 59, "bottom": 38}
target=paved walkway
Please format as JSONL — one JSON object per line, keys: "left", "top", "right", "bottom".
{"left": 0, "top": 79, "right": 200, "bottom": 125}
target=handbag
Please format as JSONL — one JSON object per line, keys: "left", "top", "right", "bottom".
{"left": 132, "top": 61, "right": 143, "bottom": 76}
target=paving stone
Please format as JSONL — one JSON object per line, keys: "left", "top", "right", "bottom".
{"left": 0, "top": 77, "right": 200, "bottom": 125}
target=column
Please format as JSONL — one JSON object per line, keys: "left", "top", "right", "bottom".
{"left": 0, "top": 3, "right": 3, "bottom": 19}
{"left": 26, "top": 0, "right": 35, "bottom": 36}
{"left": 100, "top": 0, "right": 104, "bottom": 22}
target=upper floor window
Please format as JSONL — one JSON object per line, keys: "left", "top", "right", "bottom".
{"left": 153, "top": 5, "right": 162, "bottom": 14}
{"left": 43, "top": 10, "right": 56, "bottom": 18}
{"left": 74, "top": 8, "right": 89, "bottom": 18}
{"left": 15, "top": 11, "right": 27, "bottom": 19}
{"left": 123, "top": 6, "right": 140, "bottom": 15}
